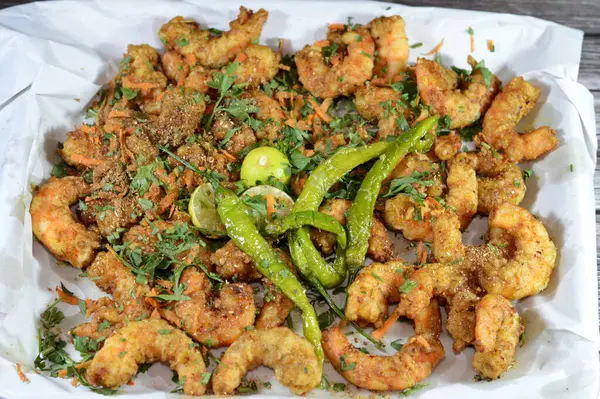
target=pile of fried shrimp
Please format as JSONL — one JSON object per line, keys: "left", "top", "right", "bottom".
{"left": 29, "top": 6, "right": 559, "bottom": 396}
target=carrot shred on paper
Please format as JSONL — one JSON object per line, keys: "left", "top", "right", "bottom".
{"left": 487, "top": 39, "right": 495, "bottom": 52}
{"left": 16, "top": 364, "right": 29, "bottom": 383}
{"left": 56, "top": 287, "right": 79, "bottom": 305}
{"left": 372, "top": 312, "right": 400, "bottom": 340}
{"left": 468, "top": 26, "right": 475, "bottom": 52}
{"left": 424, "top": 38, "right": 445, "bottom": 55}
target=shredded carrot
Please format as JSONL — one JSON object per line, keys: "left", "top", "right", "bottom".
{"left": 487, "top": 39, "right": 495, "bottom": 52}
{"left": 235, "top": 52, "right": 248, "bottom": 63}
{"left": 127, "top": 379, "right": 135, "bottom": 386}
{"left": 156, "top": 91, "right": 167, "bottom": 102}
{"left": 266, "top": 193, "right": 275, "bottom": 221}
{"left": 277, "top": 63, "right": 291, "bottom": 71}
{"left": 328, "top": 23, "right": 345, "bottom": 31}
{"left": 278, "top": 38, "right": 285, "bottom": 55}
{"left": 221, "top": 149, "right": 237, "bottom": 161}
{"left": 16, "top": 364, "right": 29, "bottom": 383}
{"left": 416, "top": 241, "right": 425, "bottom": 265}
{"left": 69, "top": 154, "right": 104, "bottom": 168}
{"left": 372, "top": 312, "right": 400, "bottom": 340}
{"left": 119, "top": 129, "right": 129, "bottom": 165}
{"left": 57, "top": 368, "right": 68, "bottom": 379}
{"left": 150, "top": 309, "right": 161, "bottom": 320}
{"left": 468, "top": 26, "right": 475, "bottom": 53}
{"left": 71, "top": 377, "right": 80, "bottom": 387}
{"left": 145, "top": 288, "right": 161, "bottom": 308}
{"left": 56, "top": 286, "right": 79, "bottom": 306}
{"left": 79, "top": 125, "right": 96, "bottom": 134}
{"left": 308, "top": 98, "right": 332, "bottom": 123}
{"left": 421, "top": 249, "right": 428, "bottom": 265}
{"left": 424, "top": 38, "right": 445, "bottom": 55}
{"left": 314, "top": 40, "right": 330, "bottom": 48}
{"left": 107, "top": 109, "right": 134, "bottom": 119}
{"left": 185, "top": 53, "right": 197, "bottom": 66}
{"left": 320, "top": 98, "right": 333, "bottom": 114}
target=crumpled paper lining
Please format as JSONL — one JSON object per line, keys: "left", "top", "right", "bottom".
{"left": 0, "top": 1, "right": 597, "bottom": 398}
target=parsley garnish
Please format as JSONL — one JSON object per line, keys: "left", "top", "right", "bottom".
{"left": 398, "top": 279, "right": 417, "bottom": 293}
{"left": 339, "top": 355, "right": 356, "bottom": 371}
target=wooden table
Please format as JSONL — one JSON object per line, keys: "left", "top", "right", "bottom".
{"left": 1, "top": 0, "right": 599, "bottom": 318}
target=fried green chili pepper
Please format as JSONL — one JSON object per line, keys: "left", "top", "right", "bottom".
{"left": 345, "top": 116, "right": 439, "bottom": 277}
{"left": 265, "top": 211, "right": 347, "bottom": 249}
{"left": 159, "top": 146, "right": 324, "bottom": 365}
{"left": 215, "top": 185, "right": 324, "bottom": 366}
{"left": 290, "top": 141, "right": 391, "bottom": 288}
{"left": 288, "top": 233, "right": 386, "bottom": 351}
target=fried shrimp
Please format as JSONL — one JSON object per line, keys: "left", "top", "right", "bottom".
{"left": 30, "top": 177, "right": 101, "bottom": 268}
{"left": 86, "top": 319, "right": 207, "bottom": 396}
{"left": 482, "top": 77, "right": 558, "bottom": 162}
{"left": 233, "top": 44, "right": 281, "bottom": 86}
{"left": 122, "top": 44, "right": 168, "bottom": 115}
{"left": 446, "top": 152, "right": 477, "bottom": 230}
{"left": 469, "top": 147, "right": 526, "bottom": 214}
{"left": 212, "top": 327, "right": 321, "bottom": 395}
{"left": 167, "top": 267, "right": 256, "bottom": 347}
{"left": 390, "top": 153, "right": 446, "bottom": 198}
{"left": 346, "top": 260, "right": 413, "bottom": 327}
{"left": 159, "top": 7, "right": 268, "bottom": 69}
{"left": 476, "top": 203, "right": 557, "bottom": 300}
{"left": 311, "top": 199, "right": 393, "bottom": 262}
{"left": 322, "top": 300, "right": 445, "bottom": 391}
{"left": 472, "top": 294, "right": 523, "bottom": 379}
{"left": 295, "top": 26, "right": 375, "bottom": 98}
{"left": 354, "top": 83, "right": 411, "bottom": 140}
{"left": 434, "top": 133, "right": 461, "bottom": 160}
{"left": 368, "top": 15, "right": 409, "bottom": 81}
{"left": 384, "top": 195, "right": 440, "bottom": 242}
{"left": 415, "top": 56, "right": 500, "bottom": 129}
{"left": 86, "top": 251, "right": 152, "bottom": 313}
{"left": 432, "top": 211, "right": 465, "bottom": 264}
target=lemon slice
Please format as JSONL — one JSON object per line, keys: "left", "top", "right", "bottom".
{"left": 241, "top": 185, "right": 294, "bottom": 232}
{"left": 188, "top": 183, "right": 227, "bottom": 238}
{"left": 240, "top": 146, "right": 292, "bottom": 188}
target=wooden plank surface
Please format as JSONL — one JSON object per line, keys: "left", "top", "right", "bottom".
{"left": 1, "top": 0, "right": 599, "bottom": 319}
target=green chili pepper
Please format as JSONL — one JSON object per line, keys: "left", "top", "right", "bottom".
{"left": 290, "top": 141, "right": 391, "bottom": 288}
{"left": 345, "top": 116, "right": 439, "bottom": 277}
{"left": 265, "top": 211, "right": 347, "bottom": 249}
{"left": 215, "top": 185, "right": 324, "bottom": 366}
{"left": 288, "top": 233, "right": 386, "bottom": 351}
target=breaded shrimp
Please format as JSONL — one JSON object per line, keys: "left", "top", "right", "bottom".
{"left": 255, "top": 280, "right": 295, "bottom": 329}
{"left": 432, "top": 211, "right": 465, "bottom": 264}
{"left": 212, "top": 327, "right": 321, "bottom": 395}
{"left": 434, "top": 133, "right": 461, "bottom": 161}
{"left": 246, "top": 90, "right": 286, "bottom": 141}
{"left": 169, "top": 267, "right": 256, "bottom": 347}
{"left": 159, "top": 7, "right": 268, "bottom": 69}
{"left": 209, "top": 112, "right": 257, "bottom": 156}
{"left": 322, "top": 300, "right": 445, "bottom": 391}
{"left": 389, "top": 153, "right": 445, "bottom": 198}
{"left": 472, "top": 294, "right": 523, "bottom": 379}
{"left": 445, "top": 288, "right": 482, "bottom": 353}
{"left": 233, "top": 44, "right": 281, "bottom": 86}
{"left": 60, "top": 126, "right": 109, "bottom": 169}
{"left": 476, "top": 203, "right": 557, "bottom": 300}
{"left": 368, "top": 16, "right": 409, "bottom": 81}
{"left": 86, "top": 319, "right": 207, "bottom": 396}
{"left": 354, "top": 83, "right": 411, "bottom": 140}
{"left": 145, "top": 88, "right": 205, "bottom": 147}
{"left": 346, "top": 260, "right": 413, "bottom": 327}
{"left": 210, "top": 239, "right": 263, "bottom": 281}
{"left": 295, "top": 26, "right": 375, "bottom": 98}
{"left": 30, "top": 177, "right": 101, "bottom": 268}
{"left": 469, "top": 147, "right": 526, "bottom": 214}
{"left": 446, "top": 152, "right": 477, "bottom": 229}
{"left": 416, "top": 56, "right": 500, "bottom": 129}
{"left": 86, "top": 251, "right": 152, "bottom": 314}
{"left": 384, "top": 195, "right": 440, "bottom": 242}
{"left": 122, "top": 44, "right": 168, "bottom": 115}
{"left": 311, "top": 199, "right": 393, "bottom": 262}
{"left": 210, "top": 242, "right": 295, "bottom": 329}
{"left": 482, "top": 77, "right": 558, "bottom": 162}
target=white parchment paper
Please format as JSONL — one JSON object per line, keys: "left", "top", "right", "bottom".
{"left": 0, "top": 1, "right": 598, "bottom": 398}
